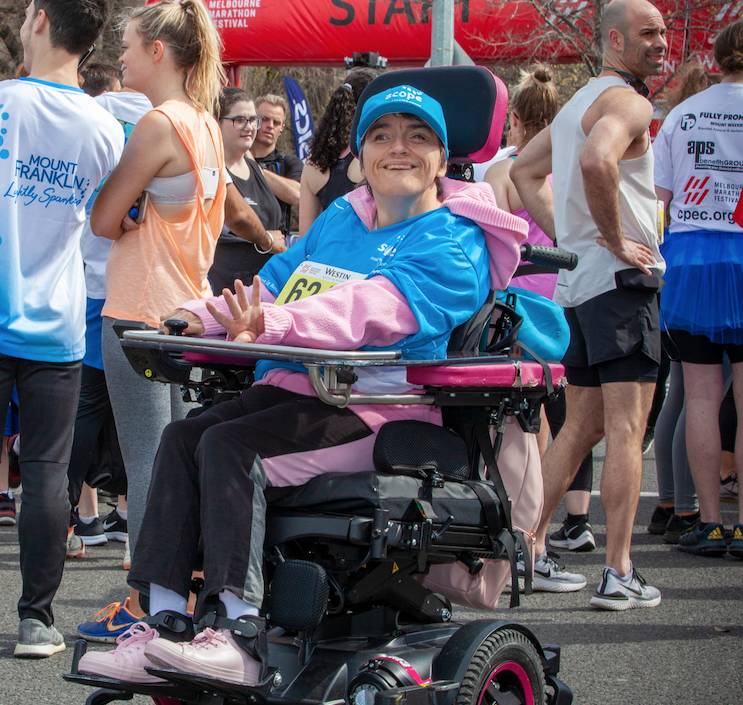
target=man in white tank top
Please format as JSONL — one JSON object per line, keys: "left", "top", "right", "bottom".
{"left": 512, "top": 0, "right": 667, "bottom": 610}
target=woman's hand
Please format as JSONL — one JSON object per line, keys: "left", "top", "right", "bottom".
{"left": 159, "top": 309, "right": 205, "bottom": 335}
{"left": 206, "top": 276, "right": 265, "bottom": 343}
{"left": 121, "top": 214, "right": 140, "bottom": 232}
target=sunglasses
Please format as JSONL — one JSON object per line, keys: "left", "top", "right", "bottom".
{"left": 597, "top": 66, "right": 650, "bottom": 99}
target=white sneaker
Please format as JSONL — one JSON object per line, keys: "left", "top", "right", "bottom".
{"left": 518, "top": 552, "right": 587, "bottom": 592}
{"left": 589, "top": 566, "right": 661, "bottom": 611}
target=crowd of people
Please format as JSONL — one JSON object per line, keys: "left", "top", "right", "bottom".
{"left": 0, "top": 0, "right": 741, "bottom": 687}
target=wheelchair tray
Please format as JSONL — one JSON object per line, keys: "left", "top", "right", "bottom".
{"left": 121, "top": 330, "right": 404, "bottom": 366}
{"left": 119, "top": 329, "right": 565, "bottom": 409}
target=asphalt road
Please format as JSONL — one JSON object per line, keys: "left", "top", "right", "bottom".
{"left": 1, "top": 441, "right": 741, "bottom": 705}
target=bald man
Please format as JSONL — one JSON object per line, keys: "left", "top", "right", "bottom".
{"left": 512, "top": 0, "right": 667, "bottom": 610}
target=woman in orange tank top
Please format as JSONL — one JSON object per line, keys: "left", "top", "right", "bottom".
{"left": 89, "top": 0, "right": 226, "bottom": 623}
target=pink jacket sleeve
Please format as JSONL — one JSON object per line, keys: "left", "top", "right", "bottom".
{"left": 177, "top": 284, "right": 277, "bottom": 337}
{"left": 255, "top": 275, "right": 419, "bottom": 349}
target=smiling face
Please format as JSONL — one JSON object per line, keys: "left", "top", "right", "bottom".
{"left": 119, "top": 21, "right": 154, "bottom": 91}
{"left": 219, "top": 100, "right": 258, "bottom": 155}
{"left": 360, "top": 113, "right": 447, "bottom": 203}
{"left": 616, "top": 2, "right": 667, "bottom": 79}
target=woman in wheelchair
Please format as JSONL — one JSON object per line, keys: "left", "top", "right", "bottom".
{"left": 79, "top": 85, "right": 527, "bottom": 686}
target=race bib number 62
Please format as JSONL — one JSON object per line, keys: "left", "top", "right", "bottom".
{"left": 274, "top": 262, "right": 366, "bottom": 306}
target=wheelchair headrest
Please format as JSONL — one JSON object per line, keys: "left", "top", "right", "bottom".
{"left": 350, "top": 66, "right": 508, "bottom": 165}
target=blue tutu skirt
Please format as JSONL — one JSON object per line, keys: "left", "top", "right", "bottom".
{"left": 660, "top": 230, "right": 743, "bottom": 345}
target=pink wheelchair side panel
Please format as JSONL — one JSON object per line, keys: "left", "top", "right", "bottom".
{"left": 407, "top": 361, "right": 566, "bottom": 388}
{"left": 183, "top": 351, "right": 256, "bottom": 367}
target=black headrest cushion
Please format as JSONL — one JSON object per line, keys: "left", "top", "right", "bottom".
{"left": 350, "top": 65, "right": 508, "bottom": 164}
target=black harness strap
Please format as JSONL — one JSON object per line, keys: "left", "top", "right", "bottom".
{"left": 473, "top": 419, "right": 513, "bottom": 531}
{"left": 464, "top": 480, "right": 520, "bottom": 608}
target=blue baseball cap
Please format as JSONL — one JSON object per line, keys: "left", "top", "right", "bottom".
{"left": 355, "top": 84, "right": 449, "bottom": 158}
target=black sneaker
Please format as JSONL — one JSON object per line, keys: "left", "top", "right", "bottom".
{"left": 102, "top": 508, "right": 128, "bottom": 543}
{"left": 549, "top": 514, "right": 596, "bottom": 552}
{"left": 647, "top": 505, "right": 674, "bottom": 535}
{"left": 678, "top": 522, "right": 727, "bottom": 557}
{"left": 73, "top": 509, "right": 107, "bottom": 546}
{"left": 642, "top": 427, "right": 655, "bottom": 455}
{"left": 663, "top": 512, "right": 700, "bottom": 544}
{"left": 0, "top": 491, "right": 16, "bottom": 526}
{"left": 729, "top": 525, "right": 743, "bottom": 559}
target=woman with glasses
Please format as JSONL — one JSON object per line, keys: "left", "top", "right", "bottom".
{"left": 210, "top": 87, "right": 284, "bottom": 292}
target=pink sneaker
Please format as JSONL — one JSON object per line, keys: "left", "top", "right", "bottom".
{"left": 145, "top": 628, "right": 261, "bottom": 684}
{"left": 78, "top": 622, "right": 166, "bottom": 684}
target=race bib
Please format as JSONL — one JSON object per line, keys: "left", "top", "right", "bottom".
{"left": 274, "top": 262, "right": 366, "bottom": 305}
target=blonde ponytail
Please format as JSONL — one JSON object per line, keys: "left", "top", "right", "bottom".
{"left": 510, "top": 64, "right": 559, "bottom": 148}
{"left": 124, "top": 0, "right": 226, "bottom": 112}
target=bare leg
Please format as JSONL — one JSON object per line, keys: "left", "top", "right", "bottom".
{"left": 536, "top": 407, "right": 550, "bottom": 457}
{"left": 721, "top": 452, "right": 736, "bottom": 481}
{"left": 683, "top": 363, "right": 724, "bottom": 524}
{"left": 600, "top": 382, "right": 655, "bottom": 576}
{"left": 564, "top": 490, "right": 591, "bottom": 515}
{"left": 535, "top": 385, "right": 604, "bottom": 556}
{"left": 77, "top": 482, "right": 99, "bottom": 518}
{"left": 128, "top": 587, "right": 145, "bottom": 618}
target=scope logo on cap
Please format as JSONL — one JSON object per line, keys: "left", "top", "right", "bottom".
{"left": 355, "top": 83, "right": 449, "bottom": 157}
{"left": 384, "top": 86, "right": 424, "bottom": 104}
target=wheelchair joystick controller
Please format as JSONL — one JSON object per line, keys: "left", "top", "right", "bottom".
{"left": 164, "top": 318, "right": 189, "bottom": 336}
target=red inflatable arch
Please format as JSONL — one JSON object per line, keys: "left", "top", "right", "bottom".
{"left": 143, "top": 0, "right": 735, "bottom": 73}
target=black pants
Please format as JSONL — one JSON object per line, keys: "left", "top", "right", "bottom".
{"left": 0, "top": 353, "right": 81, "bottom": 625}
{"left": 128, "top": 385, "right": 372, "bottom": 608}
{"left": 67, "top": 365, "right": 126, "bottom": 511}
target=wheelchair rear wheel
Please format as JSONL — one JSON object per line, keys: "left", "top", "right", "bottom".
{"left": 454, "top": 628, "right": 546, "bottom": 705}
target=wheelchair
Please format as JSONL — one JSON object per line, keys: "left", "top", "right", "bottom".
{"left": 63, "top": 66, "right": 576, "bottom": 705}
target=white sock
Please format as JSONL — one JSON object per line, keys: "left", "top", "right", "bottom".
{"left": 78, "top": 514, "right": 98, "bottom": 524}
{"left": 219, "top": 589, "right": 259, "bottom": 619}
{"left": 116, "top": 509, "right": 128, "bottom": 520}
{"left": 150, "top": 583, "right": 188, "bottom": 616}
{"left": 12, "top": 435, "right": 20, "bottom": 454}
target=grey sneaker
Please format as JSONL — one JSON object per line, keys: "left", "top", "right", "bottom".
{"left": 720, "top": 473, "right": 738, "bottom": 502}
{"left": 589, "top": 566, "right": 661, "bottom": 611}
{"left": 66, "top": 527, "right": 85, "bottom": 559}
{"left": 518, "top": 552, "right": 587, "bottom": 592}
{"left": 14, "top": 618, "right": 66, "bottom": 658}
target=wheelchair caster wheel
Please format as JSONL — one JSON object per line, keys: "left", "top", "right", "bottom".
{"left": 454, "top": 628, "right": 546, "bottom": 705}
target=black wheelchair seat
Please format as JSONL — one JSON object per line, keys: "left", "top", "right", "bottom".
{"left": 267, "top": 471, "right": 491, "bottom": 527}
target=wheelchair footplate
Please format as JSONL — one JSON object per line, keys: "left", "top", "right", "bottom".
{"left": 64, "top": 638, "right": 281, "bottom": 704}
{"left": 143, "top": 666, "right": 281, "bottom": 703}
